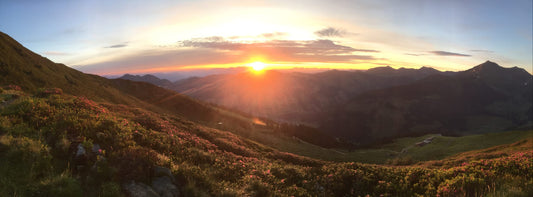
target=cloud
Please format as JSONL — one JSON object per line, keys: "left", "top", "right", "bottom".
{"left": 261, "top": 32, "right": 287, "bottom": 38}
{"left": 179, "top": 38, "right": 379, "bottom": 55}
{"left": 429, "top": 51, "right": 471, "bottom": 57}
{"left": 77, "top": 49, "right": 240, "bottom": 74}
{"left": 42, "top": 51, "right": 70, "bottom": 56}
{"left": 79, "top": 37, "right": 382, "bottom": 75}
{"left": 470, "top": 49, "right": 493, "bottom": 53}
{"left": 105, "top": 44, "right": 128, "bottom": 48}
{"left": 404, "top": 53, "right": 424, "bottom": 56}
{"left": 315, "top": 27, "right": 346, "bottom": 37}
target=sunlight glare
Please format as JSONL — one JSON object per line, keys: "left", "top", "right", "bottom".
{"left": 249, "top": 61, "right": 266, "bottom": 71}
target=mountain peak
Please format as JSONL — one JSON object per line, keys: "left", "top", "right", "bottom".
{"left": 477, "top": 60, "right": 502, "bottom": 69}
{"left": 466, "top": 61, "right": 530, "bottom": 77}
{"left": 467, "top": 61, "right": 505, "bottom": 74}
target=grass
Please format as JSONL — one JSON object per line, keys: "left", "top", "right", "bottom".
{"left": 242, "top": 127, "right": 532, "bottom": 164}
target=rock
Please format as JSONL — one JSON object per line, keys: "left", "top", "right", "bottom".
{"left": 123, "top": 181, "right": 160, "bottom": 197}
{"left": 151, "top": 176, "right": 179, "bottom": 197}
{"left": 75, "top": 144, "right": 86, "bottom": 157}
{"left": 153, "top": 166, "right": 173, "bottom": 180}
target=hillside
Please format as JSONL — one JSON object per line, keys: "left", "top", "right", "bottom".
{"left": 0, "top": 31, "right": 262, "bottom": 136}
{"left": 1, "top": 86, "right": 532, "bottom": 196}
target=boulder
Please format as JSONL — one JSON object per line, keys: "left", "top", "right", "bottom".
{"left": 151, "top": 176, "right": 179, "bottom": 197}
{"left": 153, "top": 166, "right": 173, "bottom": 180}
{"left": 123, "top": 181, "right": 160, "bottom": 197}
{"left": 75, "top": 144, "right": 86, "bottom": 157}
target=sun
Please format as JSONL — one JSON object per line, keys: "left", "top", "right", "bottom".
{"left": 249, "top": 61, "right": 266, "bottom": 71}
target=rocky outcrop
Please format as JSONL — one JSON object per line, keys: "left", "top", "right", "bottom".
{"left": 123, "top": 181, "right": 160, "bottom": 197}
{"left": 122, "top": 166, "right": 180, "bottom": 197}
{"left": 152, "top": 176, "right": 179, "bottom": 197}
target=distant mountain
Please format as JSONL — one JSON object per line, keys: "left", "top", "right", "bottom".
{"left": 166, "top": 61, "right": 531, "bottom": 144}
{"left": 319, "top": 61, "right": 532, "bottom": 144}
{"left": 119, "top": 74, "right": 173, "bottom": 87}
{"left": 169, "top": 67, "right": 442, "bottom": 123}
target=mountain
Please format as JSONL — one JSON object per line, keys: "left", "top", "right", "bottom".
{"left": 1, "top": 31, "right": 532, "bottom": 196}
{"left": 319, "top": 61, "right": 532, "bottom": 144}
{"left": 118, "top": 74, "right": 173, "bottom": 87}
{"left": 0, "top": 31, "right": 254, "bottom": 129}
{"left": 165, "top": 61, "right": 531, "bottom": 145}
{"left": 169, "top": 67, "right": 442, "bottom": 123}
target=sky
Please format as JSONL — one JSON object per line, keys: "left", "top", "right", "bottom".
{"left": 1, "top": 0, "right": 532, "bottom": 75}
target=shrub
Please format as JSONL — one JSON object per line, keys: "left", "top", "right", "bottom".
{"left": 112, "top": 147, "right": 160, "bottom": 182}
{"left": 386, "top": 156, "right": 416, "bottom": 166}
{"left": 36, "top": 88, "right": 63, "bottom": 97}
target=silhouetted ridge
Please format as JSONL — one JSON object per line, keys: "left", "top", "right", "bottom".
{"left": 119, "top": 74, "right": 173, "bottom": 87}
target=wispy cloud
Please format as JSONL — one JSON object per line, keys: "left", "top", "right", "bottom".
{"left": 470, "top": 49, "right": 493, "bottom": 53}
{"left": 405, "top": 53, "right": 424, "bottom": 56}
{"left": 314, "top": 27, "right": 346, "bottom": 37}
{"left": 78, "top": 37, "right": 383, "bottom": 75}
{"left": 261, "top": 32, "right": 287, "bottom": 38}
{"left": 179, "top": 38, "right": 379, "bottom": 56}
{"left": 429, "top": 51, "right": 471, "bottom": 57}
{"left": 105, "top": 44, "right": 128, "bottom": 48}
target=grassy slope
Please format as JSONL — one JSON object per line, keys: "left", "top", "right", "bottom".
{"left": 240, "top": 126, "right": 532, "bottom": 164}
{"left": 1, "top": 88, "right": 531, "bottom": 196}
{"left": 0, "top": 31, "right": 260, "bottom": 140}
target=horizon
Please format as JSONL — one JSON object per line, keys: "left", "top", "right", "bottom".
{"left": 108, "top": 60, "right": 530, "bottom": 82}
{"left": 1, "top": 0, "right": 531, "bottom": 75}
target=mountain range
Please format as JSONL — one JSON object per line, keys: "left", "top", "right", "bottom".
{"left": 121, "top": 61, "right": 532, "bottom": 144}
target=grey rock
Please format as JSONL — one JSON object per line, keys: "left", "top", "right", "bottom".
{"left": 153, "top": 166, "right": 173, "bottom": 180}
{"left": 123, "top": 181, "right": 160, "bottom": 197}
{"left": 151, "top": 176, "right": 179, "bottom": 197}
{"left": 75, "top": 144, "right": 86, "bottom": 157}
